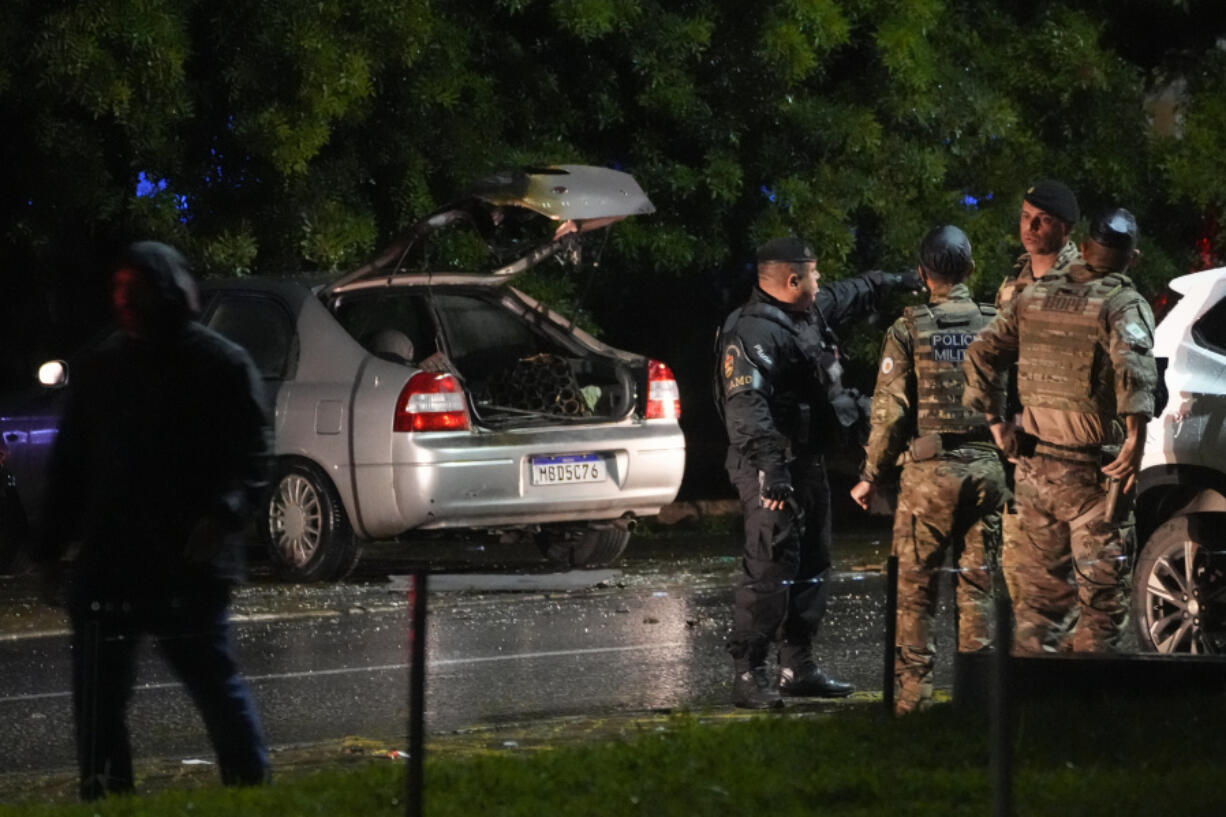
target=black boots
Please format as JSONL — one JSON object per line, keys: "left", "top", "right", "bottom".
{"left": 732, "top": 666, "right": 784, "bottom": 709}
{"left": 778, "top": 659, "right": 854, "bottom": 698}
{"left": 734, "top": 653, "right": 854, "bottom": 708}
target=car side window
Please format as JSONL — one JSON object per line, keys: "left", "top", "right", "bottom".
{"left": 206, "top": 294, "right": 296, "bottom": 380}
{"left": 1191, "top": 296, "right": 1226, "bottom": 355}
{"left": 333, "top": 294, "right": 438, "bottom": 364}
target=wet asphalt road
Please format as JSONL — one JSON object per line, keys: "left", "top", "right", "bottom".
{"left": 0, "top": 525, "right": 959, "bottom": 778}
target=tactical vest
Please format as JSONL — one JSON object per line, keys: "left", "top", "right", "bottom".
{"left": 713, "top": 299, "right": 841, "bottom": 448}
{"left": 906, "top": 298, "right": 995, "bottom": 434}
{"left": 998, "top": 242, "right": 1082, "bottom": 310}
{"left": 1017, "top": 271, "right": 1130, "bottom": 414}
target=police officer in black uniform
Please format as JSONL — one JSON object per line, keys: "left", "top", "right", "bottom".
{"left": 717, "top": 236, "right": 917, "bottom": 708}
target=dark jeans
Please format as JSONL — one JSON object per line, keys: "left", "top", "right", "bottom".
{"left": 726, "top": 450, "right": 832, "bottom": 672}
{"left": 70, "top": 580, "right": 268, "bottom": 800}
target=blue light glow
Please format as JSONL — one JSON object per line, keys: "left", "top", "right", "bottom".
{"left": 961, "top": 191, "right": 994, "bottom": 210}
{"left": 135, "top": 172, "right": 168, "bottom": 198}
{"left": 136, "top": 171, "right": 191, "bottom": 222}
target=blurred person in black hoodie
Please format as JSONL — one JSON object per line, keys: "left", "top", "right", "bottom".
{"left": 37, "top": 241, "right": 272, "bottom": 800}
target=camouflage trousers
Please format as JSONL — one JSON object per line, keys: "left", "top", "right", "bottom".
{"left": 1008, "top": 455, "right": 1132, "bottom": 654}
{"left": 893, "top": 451, "right": 1006, "bottom": 715}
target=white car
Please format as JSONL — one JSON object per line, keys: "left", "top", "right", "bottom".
{"left": 1133, "top": 266, "right": 1226, "bottom": 653}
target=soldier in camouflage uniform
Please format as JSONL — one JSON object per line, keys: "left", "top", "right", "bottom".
{"left": 995, "top": 180, "right": 1083, "bottom": 610}
{"left": 851, "top": 226, "right": 1006, "bottom": 714}
{"left": 963, "top": 209, "right": 1157, "bottom": 654}
{"left": 995, "top": 179, "right": 1083, "bottom": 310}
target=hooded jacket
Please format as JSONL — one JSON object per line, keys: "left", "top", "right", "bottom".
{"left": 39, "top": 242, "right": 272, "bottom": 593}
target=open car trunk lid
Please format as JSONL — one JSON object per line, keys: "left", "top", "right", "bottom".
{"left": 323, "top": 165, "right": 654, "bottom": 296}
{"left": 325, "top": 165, "right": 655, "bottom": 428}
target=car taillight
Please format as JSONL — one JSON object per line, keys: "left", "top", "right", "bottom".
{"left": 394, "top": 372, "right": 471, "bottom": 432}
{"left": 645, "top": 359, "right": 681, "bottom": 420}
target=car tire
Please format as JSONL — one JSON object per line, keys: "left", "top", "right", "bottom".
{"left": 265, "top": 462, "right": 361, "bottom": 582}
{"left": 1132, "top": 512, "right": 1226, "bottom": 654}
{"left": 536, "top": 525, "right": 631, "bottom": 568}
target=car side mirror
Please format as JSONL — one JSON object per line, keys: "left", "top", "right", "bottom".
{"left": 38, "top": 360, "right": 69, "bottom": 389}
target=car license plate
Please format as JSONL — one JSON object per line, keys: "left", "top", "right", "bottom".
{"left": 530, "top": 454, "right": 605, "bottom": 486}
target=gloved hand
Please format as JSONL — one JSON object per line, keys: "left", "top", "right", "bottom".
{"left": 865, "top": 269, "right": 924, "bottom": 294}
{"left": 759, "top": 472, "right": 794, "bottom": 511}
{"left": 894, "top": 269, "right": 924, "bottom": 293}
{"left": 761, "top": 481, "right": 793, "bottom": 502}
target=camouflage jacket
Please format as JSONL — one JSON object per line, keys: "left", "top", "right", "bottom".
{"left": 994, "top": 241, "right": 1082, "bottom": 311}
{"left": 860, "top": 284, "right": 995, "bottom": 484}
{"left": 963, "top": 263, "right": 1157, "bottom": 445}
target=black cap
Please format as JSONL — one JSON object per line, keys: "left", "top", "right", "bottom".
{"left": 1088, "top": 208, "right": 1138, "bottom": 253}
{"left": 757, "top": 236, "right": 816, "bottom": 264}
{"left": 1023, "top": 179, "right": 1079, "bottom": 225}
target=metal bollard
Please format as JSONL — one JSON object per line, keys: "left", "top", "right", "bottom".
{"left": 883, "top": 555, "right": 898, "bottom": 715}
{"left": 990, "top": 568, "right": 1013, "bottom": 817}
{"left": 407, "top": 571, "right": 428, "bottom": 817}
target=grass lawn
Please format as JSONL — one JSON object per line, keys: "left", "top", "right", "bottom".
{"left": 2, "top": 693, "right": 1222, "bottom": 817}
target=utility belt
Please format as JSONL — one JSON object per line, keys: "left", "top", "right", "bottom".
{"left": 1015, "top": 431, "right": 1115, "bottom": 466}
{"left": 907, "top": 428, "right": 994, "bottom": 462}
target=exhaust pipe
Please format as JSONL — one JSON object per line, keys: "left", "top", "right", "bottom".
{"left": 610, "top": 513, "right": 637, "bottom": 533}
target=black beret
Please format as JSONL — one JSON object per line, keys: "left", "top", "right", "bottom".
{"left": 1023, "top": 179, "right": 1079, "bottom": 225}
{"left": 757, "top": 236, "right": 816, "bottom": 264}
{"left": 1089, "top": 208, "right": 1138, "bottom": 253}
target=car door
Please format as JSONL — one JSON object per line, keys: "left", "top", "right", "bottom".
{"left": 201, "top": 290, "right": 299, "bottom": 414}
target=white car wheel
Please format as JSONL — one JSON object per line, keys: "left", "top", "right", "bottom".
{"left": 1133, "top": 513, "right": 1226, "bottom": 654}
{"left": 265, "top": 462, "right": 360, "bottom": 582}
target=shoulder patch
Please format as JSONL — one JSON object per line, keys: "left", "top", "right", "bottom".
{"left": 881, "top": 356, "right": 894, "bottom": 375}
{"left": 1119, "top": 320, "right": 1151, "bottom": 349}
{"left": 722, "top": 345, "right": 738, "bottom": 379}
{"left": 721, "top": 341, "right": 766, "bottom": 397}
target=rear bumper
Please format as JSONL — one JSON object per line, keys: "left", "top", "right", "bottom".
{"left": 357, "top": 421, "right": 685, "bottom": 537}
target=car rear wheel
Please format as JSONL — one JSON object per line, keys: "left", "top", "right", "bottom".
{"left": 536, "top": 524, "right": 631, "bottom": 568}
{"left": 1132, "top": 513, "right": 1226, "bottom": 654}
{"left": 265, "top": 462, "right": 361, "bottom": 582}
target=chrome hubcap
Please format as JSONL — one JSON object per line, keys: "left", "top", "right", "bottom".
{"left": 269, "top": 474, "right": 322, "bottom": 568}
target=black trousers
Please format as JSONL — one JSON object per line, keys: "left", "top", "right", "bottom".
{"left": 725, "top": 449, "right": 832, "bottom": 672}
{"left": 70, "top": 580, "right": 269, "bottom": 800}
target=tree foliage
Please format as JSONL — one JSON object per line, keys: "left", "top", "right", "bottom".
{"left": 1, "top": 0, "right": 1224, "bottom": 385}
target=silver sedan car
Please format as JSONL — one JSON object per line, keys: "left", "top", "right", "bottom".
{"left": 1, "top": 166, "right": 685, "bottom": 581}
{"left": 201, "top": 165, "right": 685, "bottom": 580}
